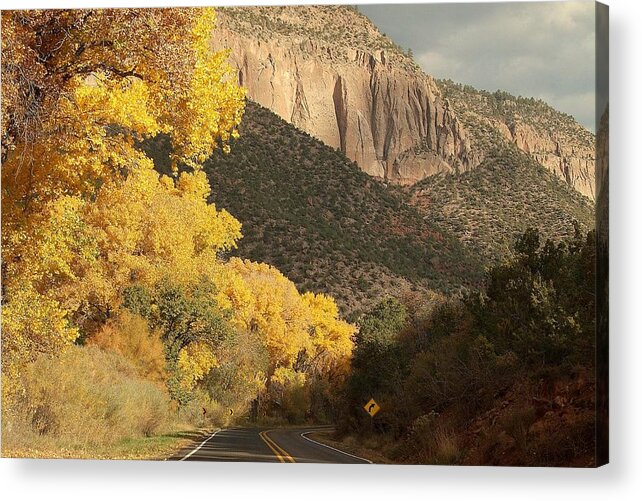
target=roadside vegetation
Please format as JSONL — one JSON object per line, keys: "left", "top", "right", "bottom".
{"left": 336, "top": 226, "right": 597, "bottom": 466}
{"left": 1, "top": 7, "right": 597, "bottom": 466}
{"left": 1, "top": 8, "right": 352, "bottom": 458}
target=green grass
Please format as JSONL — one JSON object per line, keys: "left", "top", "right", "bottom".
{"left": 105, "top": 428, "right": 206, "bottom": 460}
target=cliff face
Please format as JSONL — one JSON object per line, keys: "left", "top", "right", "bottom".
{"left": 489, "top": 118, "right": 595, "bottom": 199}
{"left": 438, "top": 80, "right": 596, "bottom": 200}
{"left": 213, "top": 6, "right": 594, "bottom": 199}
{"left": 213, "top": 6, "right": 475, "bottom": 183}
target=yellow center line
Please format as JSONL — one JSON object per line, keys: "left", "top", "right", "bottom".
{"left": 259, "top": 430, "right": 295, "bottom": 463}
{"left": 259, "top": 430, "right": 285, "bottom": 463}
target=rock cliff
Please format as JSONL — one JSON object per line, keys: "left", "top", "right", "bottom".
{"left": 213, "top": 6, "right": 475, "bottom": 183}
{"left": 488, "top": 118, "right": 595, "bottom": 199}
{"left": 213, "top": 6, "right": 595, "bottom": 199}
{"left": 438, "top": 80, "right": 596, "bottom": 199}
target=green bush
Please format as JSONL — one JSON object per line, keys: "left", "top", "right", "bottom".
{"left": 338, "top": 227, "right": 596, "bottom": 464}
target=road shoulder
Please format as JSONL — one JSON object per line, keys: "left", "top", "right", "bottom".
{"left": 305, "top": 430, "right": 391, "bottom": 464}
{"left": 2, "top": 427, "right": 208, "bottom": 460}
{"left": 170, "top": 428, "right": 221, "bottom": 461}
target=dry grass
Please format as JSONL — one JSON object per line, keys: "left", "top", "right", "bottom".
{"left": 432, "top": 428, "right": 461, "bottom": 464}
{"left": 500, "top": 406, "right": 536, "bottom": 452}
{"left": 1, "top": 345, "right": 218, "bottom": 459}
{"left": 405, "top": 414, "right": 462, "bottom": 465}
{"left": 1, "top": 426, "right": 204, "bottom": 460}
{"left": 88, "top": 311, "right": 166, "bottom": 384}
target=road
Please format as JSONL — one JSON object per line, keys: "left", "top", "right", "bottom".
{"left": 171, "top": 426, "right": 372, "bottom": 464}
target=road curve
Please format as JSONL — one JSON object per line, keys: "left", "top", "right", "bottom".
{"left": 171, "top": 426, "right": 372, "bottom": 464}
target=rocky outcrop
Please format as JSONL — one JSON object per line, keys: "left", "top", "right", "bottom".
{"left": 213, "top": 6, "right": 594, "bottom": 199}
{"left": 494, "top": 119, "right": 595, "bottom": 199}
{"left": 212, "top": 8, "right": 475, "bottom": 183}
{"left": 437, "top": 80, "right": 596, "bottom": 200}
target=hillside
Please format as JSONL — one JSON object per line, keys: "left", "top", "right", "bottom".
{"left": 411, "top": 143, "right": 594, "bottom": 263}
{"left": 200, "top": 101, "right": 484, "bottom": 314}
{"left": 437, "top": 80, "right": 596, "bottom": 199}
{"left": 411, "top": 82, "right": 595, "bottom": 262}
{"left": 145, "top": 99, "right": 593, "bottom": 312}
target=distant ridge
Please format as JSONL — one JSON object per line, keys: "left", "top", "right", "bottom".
{"left": 212, "top": 5, "right": 595, "bottom": 198}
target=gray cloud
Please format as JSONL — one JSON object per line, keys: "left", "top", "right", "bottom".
{"left": 359, "top": 2, "right": 596, "bottom": 130}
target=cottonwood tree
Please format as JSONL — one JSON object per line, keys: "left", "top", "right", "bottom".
{"left": 1, "top": 8, "right": 245, "bottom": 394}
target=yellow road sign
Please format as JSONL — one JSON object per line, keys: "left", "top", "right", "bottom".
{"left": 363, "top": 398, "right": 380, "bottom": 417}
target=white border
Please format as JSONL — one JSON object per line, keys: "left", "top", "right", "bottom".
{"left": 2, "top": 1, "right": 641, "bottom": 500}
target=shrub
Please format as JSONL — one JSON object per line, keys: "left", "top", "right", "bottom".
{"left": 432, "top": 427, "right": 461, "bottom": 465}
{"left": 177, "top": 389, "right": 228, "bottom": 428}
{"left": 87, "top": 311, "right": 166, "bottom": 384}
{"left": 406, "top": 414, "right": 461, "bottom": 464}
{"left": 500, "top": 406, "right": 536, "bottom": 452}
{"left": 268, "top": 368, "right": 309, "bottom": 424}
{"left": 337, "top": 227, "right": 595, "bottom": 465}
{"left": 2, "top": 345, "right": 172, "bottom": 453}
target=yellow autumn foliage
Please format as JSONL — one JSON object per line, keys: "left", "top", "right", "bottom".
{"left": 86, "top": 166, "right": 242, "bottom": 297}
{"left": 1, "top": 8, "right": 245, "bottom": 215}
{"left": 177, "top": 342, "right": 219, "bottom": 392}
{"left": 168, "top": 8, "right": 244, "bottom": 165}
{"left": 218, "top": 258, "right": 355, "bottom": 376}
{"left": 271, "top": 367, "right": 307, "bottom": 387}
{"left": 269, "top": 367, "right": 309, "bottom": 423}
{"left": 225, "top": 258, "right": 312, "bottom": 369}
{"left": 3, "top": 166, "right": 242, "bottom": 352}
{"left": 303, "top": 291, "right": 355, "bottom": 363}
{"left": 1, "top": 7, "right": 355, "bottom": 438}
{"left": 1, "top": 286, "right": 78, "bottom": 382}
{"left": 1, "top": 8, "right": 245, "bottom": 401}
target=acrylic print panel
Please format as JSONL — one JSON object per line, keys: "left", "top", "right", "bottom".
{"left": 0, "top": 1, "right": 608, "bottom": 466}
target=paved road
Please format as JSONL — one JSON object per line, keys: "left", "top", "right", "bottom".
{"left": 171, "top": 426, "right": 372, "bottom": 464}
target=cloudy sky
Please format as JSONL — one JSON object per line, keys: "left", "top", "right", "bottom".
{"left": 359, "top": 1, "right": 597, "bottom": 130}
